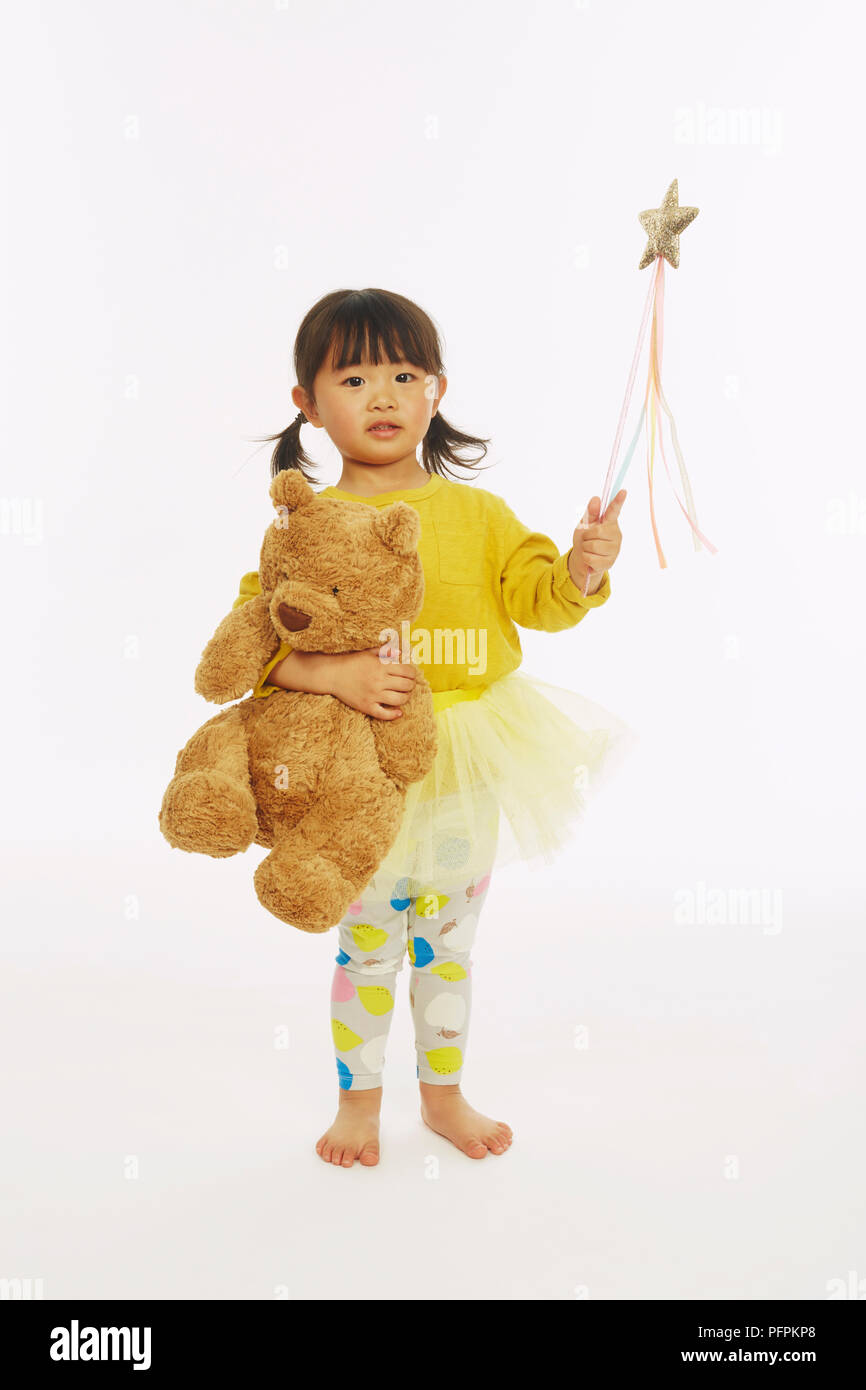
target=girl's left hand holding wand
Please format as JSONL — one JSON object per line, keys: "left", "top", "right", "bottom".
{"left": 568, "top": 488, "right": 627, "bottom": 594}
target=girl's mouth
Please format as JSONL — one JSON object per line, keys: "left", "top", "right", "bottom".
{"left": 368, "top": 425, "right": 401, "bottom": 436}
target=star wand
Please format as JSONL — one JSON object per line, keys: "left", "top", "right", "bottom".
{"left": 582, "top": 178, "right": 718, "bottom": 596}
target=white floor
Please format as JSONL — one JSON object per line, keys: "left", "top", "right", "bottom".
{"left": 3, "top": 810, "right": 864, "bottom": 1301}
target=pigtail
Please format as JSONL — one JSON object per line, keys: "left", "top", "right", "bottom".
{"left": 251, "top": 411, "right": 319, "bottom": 484}
{"left": 421, "top": 410, "right": 493, "bottom": 482}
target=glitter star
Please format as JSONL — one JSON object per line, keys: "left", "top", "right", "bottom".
{"left": 638, "top": 179, "right": 699, "bottom": 270}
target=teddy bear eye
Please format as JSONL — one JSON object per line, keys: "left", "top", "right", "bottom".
{"left": 331, "top": 585, "right": 339, "bottom": 595}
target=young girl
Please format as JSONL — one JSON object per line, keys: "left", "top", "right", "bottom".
{"left": 234, "top": 287, "right": 630, "bottom": 1169}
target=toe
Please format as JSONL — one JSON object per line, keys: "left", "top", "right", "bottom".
{"left": 330, "top": 1146, "right": 344, "bottom": 1165}
{"left": 465, "top": 1138, "right": 487, "bottom": 1158}
{"left": 359, "top": 1143, "right": 380, "bottom": 1166}
{"left": 341, "top": 1151, "right": 354, "bottom": 1167}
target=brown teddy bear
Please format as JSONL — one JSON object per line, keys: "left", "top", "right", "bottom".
{"left": 158, "top": 469, "right": 438, "bottom": 933}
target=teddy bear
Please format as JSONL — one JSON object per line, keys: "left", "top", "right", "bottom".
{"left": 158, "top": 468, "right": 438, "bottom": 934}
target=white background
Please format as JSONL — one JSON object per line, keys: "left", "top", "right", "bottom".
{"left": 2, "top": 0, "right": 864, "bottom": 1301}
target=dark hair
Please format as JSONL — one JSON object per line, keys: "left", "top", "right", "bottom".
{"left": 250, "top": 288, "right": 493, "bottom": 484}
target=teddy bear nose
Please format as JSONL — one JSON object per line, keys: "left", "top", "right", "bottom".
{"left": 278, "top": 603, "right": 311, "bottom": 631}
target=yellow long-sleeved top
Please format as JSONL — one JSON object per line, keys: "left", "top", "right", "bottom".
{"left": 233, "top": 472, "right": 611, "bottom": 698}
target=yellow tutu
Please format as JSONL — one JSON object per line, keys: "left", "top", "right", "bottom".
{"left": 377, "top": 669, "right": 638, "bottom": 894}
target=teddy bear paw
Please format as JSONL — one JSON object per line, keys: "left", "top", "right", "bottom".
{"left": 159, "top": 770, "right": 258, "bottom": 857}
{"left": 254, "top": 852, "right": 355, "bottom": 933}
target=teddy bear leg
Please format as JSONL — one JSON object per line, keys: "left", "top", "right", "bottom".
{"left": 159, "top": 707, "right": 258, "bottom": 857}
{"left": 254, "top": 822, "right": 358, "bottom": 934}
{"left": 253, "top": 778, "right": 404, "bottom": 933}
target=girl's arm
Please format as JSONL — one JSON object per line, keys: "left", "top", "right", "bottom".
{"left": 267, "top": 649, "right": 343, "bottom": 695}
{"left": 234, "top": 571, "right": 415, "bottom": 719}
{"left": 269, "top": 647, "right": 417, "bottom": 721}
{"left": 494, "top": 501, "right": 612, "bottom": 632}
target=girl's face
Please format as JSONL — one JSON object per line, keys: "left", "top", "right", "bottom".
{"left": 294, "top": 353, "right": 446, "bottom": 468}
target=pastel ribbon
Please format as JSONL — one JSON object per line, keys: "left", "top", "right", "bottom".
{"left": 582, "top": 256, "right": 717, "bottom": 594}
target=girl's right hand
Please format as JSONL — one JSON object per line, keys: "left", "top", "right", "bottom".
{"left": 329, "top": 642, "right": 418, "bottom": 719}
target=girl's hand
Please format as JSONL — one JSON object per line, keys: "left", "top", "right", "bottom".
{"left": 329, "top": 641, "right": 418, "bottom": 720}
{"left": 568, "top": 489, "right": 627, "bottom": 590}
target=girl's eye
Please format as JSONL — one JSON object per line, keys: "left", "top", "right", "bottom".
{"left": 342, "top": 373, "right": 415, "bottom": 386}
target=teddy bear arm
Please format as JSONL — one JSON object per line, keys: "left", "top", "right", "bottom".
{"left": 194, "top": 593, "right": 280, "bottom": 705}
{"left": 371, "top": 677, "right": 438, "bottom": 789}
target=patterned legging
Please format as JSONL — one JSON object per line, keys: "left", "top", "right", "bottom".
{"left": 330, "top": 792, "right": 499, "bottom": 1090}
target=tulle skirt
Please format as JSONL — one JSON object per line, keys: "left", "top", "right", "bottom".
{"left": 376, "top": 669, "right": 638, "bottom": 895}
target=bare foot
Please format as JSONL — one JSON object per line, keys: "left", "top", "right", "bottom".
{"left": 316, "top": 1087, "right": 382, "bottom": 1167}
{"left": 419, "top": 1082, "right": 513, "bottom": 1159}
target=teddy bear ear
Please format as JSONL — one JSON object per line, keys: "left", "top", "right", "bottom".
{"left": 371, "top": 500, "right": 421, "bottom": 557}
{"left": 269, "top": 468, "right": 316, "bottom": 514}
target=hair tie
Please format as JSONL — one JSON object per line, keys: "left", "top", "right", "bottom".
{"left": 294, "top": 410, "right": 306, "bottom": 426}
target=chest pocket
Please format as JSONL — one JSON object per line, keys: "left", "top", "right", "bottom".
{"left": 433, "top": 521, "right": 488, "bottom": 587}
